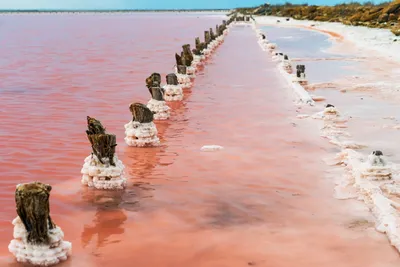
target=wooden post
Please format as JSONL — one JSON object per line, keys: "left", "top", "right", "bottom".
{"left": 261, "top": 34, "right": 266, "bottom": 39}
{"left": 205, "top": 31, "right": 211, "bottom": 45}
{"left": 216, "top": 25, "right": 220, "bottom": 36}
{"left": 175, "top": 53, "right": 183, "bottom": 66}
{"left": 182, "top": 44, "right": 193, "bottom": 66}
{"left": 210, "top": 28, "right": 215, "bottom": 40}
{"left": 15, "top": 182, "right": 55, "bottom": 245}
{"left": 87, "top": 134, "right": 117, "bottom": 166}
{"left": 86, "top": 116, "right": 106, "bottom": 135}
{"left": 129, "top": 103, "right": 154, "bottom": 123}
{"left": 150, "top": 87, "right": 165, "bottom": 101}
{"left": 166, "top": 73, "right": 178, "bottom": 85}
{"left": 177, "top": 65, "right": 187, "bottom": 75}
{"left": 284, "top": 55, "right": 289, "bottom": 60}
{"left": 145, "top": 73, "right": 162, "bottom": 89}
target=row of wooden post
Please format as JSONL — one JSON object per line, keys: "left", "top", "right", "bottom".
{"left": 14, "top": 16, "right": 237, "bottom": 252}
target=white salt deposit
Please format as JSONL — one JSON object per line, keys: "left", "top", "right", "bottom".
{"left": 336, "top": 149, "right": 400, "bottom": 252}
{"left": 81, "top": 154, "right": 127, "bottom": 190}
{"left": 8, "top": 216, "right": 72, "bottom": 266}
{"left": 147, "top": 98, "right": 170, "bottom": 120}
{"left": 124, "top": 120, "right": 160, "bottom": 147}
{"left": 175, "top": 73, "right": 192, "bottom": 89}
{"left": 163, "top": 84, "right": 184, "bottom": 101}
{"left": 201, "top": 145, "right": 224, "bottom": 152}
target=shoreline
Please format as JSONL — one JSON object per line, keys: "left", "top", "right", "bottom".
{"left": 253, "top": 16, "right": 400, "bottom": 254}
{"left": 254, "top": 15, "right": 400, "bottom": 63}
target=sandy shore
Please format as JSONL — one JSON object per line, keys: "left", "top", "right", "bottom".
{"left": 255, "top": 16, "right": 400, "bottom": 63}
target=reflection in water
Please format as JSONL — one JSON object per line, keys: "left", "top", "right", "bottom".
{"left": 81, "top": 209, "right": 127, "bottom": 249}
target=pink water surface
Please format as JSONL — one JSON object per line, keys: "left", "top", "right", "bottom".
{"left": 0, "top": 14, "right": 399, "bottom": 266}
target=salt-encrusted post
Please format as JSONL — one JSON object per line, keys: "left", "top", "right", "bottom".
{"left": 182, "top": 44, "right": 195, "bottom": 76}
{"left": 8, "top": 182, "right": 72, "bottom": 266}
{"left": 283, "top": 54, "right": 292, "bottom": 73}
{"left": 124, "top": 102, "right": 160, "bottom": 147}
{"left": 146, "top": 73, "right": 170, "bottom": 120}
{"left": 163, "top": 73, "right": 183, "bottom": 101}
{"left": 295, "top": 64, "right": 307, "bottom": 85}
{"left": 82, "top": 116, "right": 126, "bottom": 189}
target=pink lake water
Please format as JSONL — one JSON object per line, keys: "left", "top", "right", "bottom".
{"left": 1, "top": 13, "right": 400, "bottom": 267}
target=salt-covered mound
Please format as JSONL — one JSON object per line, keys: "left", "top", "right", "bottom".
{"left": 147, "top": 98, "right": 170, "bottom": 120}
{"left": 176, "top": 73, "right": 192, "bottom": 89}
{"left": 163, "top": 84, "right": 183, "bottom": 101}
{"left": 125, "top": 121, "right": 160, "bottom": 147}
{"left": 81, "top": 154, "right": 127, "bottom": 190}
{"left": 125, "top": 103, "right": 160, "bottom": 147}
{"left": 361, "top": 150, "right": 392, "bottom": 180}
{"left": 9, "top": 217, "right": 72, "bottom": 266}
{"left": 191, "top": 55, "right": 205, "bottom": 68}
{"left": 164, "top": 73, "right": 183, "bottom": 101}
{"left": 9, "top": 182, "right": 72, "bottom": 266}
{"left": 311, "top": 104, "right": 344, "bottom": 121}
{"left": 201, "top": 145, "right": 224, "bottom": 152}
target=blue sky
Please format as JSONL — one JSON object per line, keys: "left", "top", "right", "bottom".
{"left": 0, "top": 0, "right": 388, "bottom": 10}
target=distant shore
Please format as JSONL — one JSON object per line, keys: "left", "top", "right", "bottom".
{"left": 0, "top": 9, "right": 231, "bottom": 14}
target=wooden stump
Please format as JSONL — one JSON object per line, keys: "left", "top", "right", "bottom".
{"left": 175, "top": 53, "right": 183, "bottom": 66}
{"left": 182, "top": 44, "right": 193, "bottom": 66}
{"left": 87, "top": 134, "right": 117, "bottom": 166}
{"left": 261, "top": 34, "right": 266, "bottom": 39}
{"left": 145, "top": 73, "right": 161, "bottom": 89}
{"left": 284, "top": 55, "right": 289, "bottom": 60}
{"left": 166, "top": 73, "right": 178, "bottom": 85}
{"left": 177, "top": 65, "right": 187, "bottom": 75}
{"left": 150, "top": 87, "right": 165, "bottom": 101}
{"left": 205, "top": 31, "right": 211, "bottom": 45}
{"left": 15, "top": 182, "right": 55, "bottom": 245}
{"left": 296, "top": 65, "right": 306, "bottom": 78}
{"left": 216, "top": 25, "right": 220, "bottom": 36}
{"left": 129, "top": 102, "right": 154, "bottom": 123}
{"left": 86, "top": 116, "right": 106, "bottom": 135}
{"left": 222, "top": 20, "right": 226, "bottom": 25}
{"left": 210, "top": 28, "right": 215, "bottom": 40}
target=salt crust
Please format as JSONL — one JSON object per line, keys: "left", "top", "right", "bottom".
{"left": 335, "top": 150, "right": 400, "bottom": 252}
{"left": 147, "top": 98, "right": 170, "bottom": 120}
{"left": 8, "top": 216, "right": 72, "bottom": 266}
{"left": 163, "top": 84, "right": 184, "bottom": 101}
{"left": 124, "top": 121, "right": 160, "bottom": 147}
{"left": 175, "top": 73, "right": 192, "bottom": 89}
{"left": 201, "top": 145, "right": 224, "bottom": 151}
{"left": 81, "top": 154, "right": 127, "bottom": 190}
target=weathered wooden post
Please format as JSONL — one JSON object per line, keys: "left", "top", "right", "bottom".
{"left": 205, "top": 30, "right": 211, "bottom": 46}
{"left": 81, "top": 116, "right": 126, "bottom": 189}
{"left": 163, "top": 73, "right": 183, "bottom": 101}
{"left": 295, "top": 64, "right": 307, "bottom": 85}
{"left": 146, "top": 73, "right": 170, "bottom": 120}
{"left": 8, "top": 182, "right": 72, "bottom": 266}
{"left": 124, "top": 103, "right": 160, "bottom": 147}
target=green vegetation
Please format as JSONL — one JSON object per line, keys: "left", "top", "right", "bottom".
{"left": 235, "top": 1, "right": 400, "bottom": 36}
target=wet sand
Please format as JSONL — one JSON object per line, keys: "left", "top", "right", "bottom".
{"left": 1, "top": 16, "right": 400, "bottom": 266}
